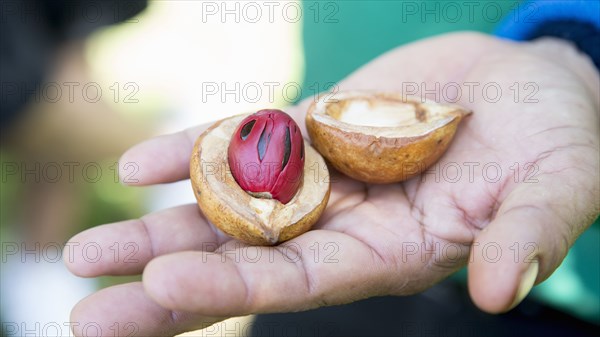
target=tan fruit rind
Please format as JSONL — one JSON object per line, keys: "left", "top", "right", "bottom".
{"left": 306, "top": 91, "right": 471, "bottom": 183}
{"left": 190, "top": 114, "right": 331, "bottom": 246}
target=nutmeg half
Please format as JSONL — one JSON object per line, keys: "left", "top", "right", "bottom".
{"left": 306, "top": 91, "right": 471, "bottom": 183}
{"left": 190, "top": 114, "right": 330, "bottom": 245}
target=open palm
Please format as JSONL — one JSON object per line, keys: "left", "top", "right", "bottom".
{"left": 65, "top": 33, "right": 599, "bottom": 337}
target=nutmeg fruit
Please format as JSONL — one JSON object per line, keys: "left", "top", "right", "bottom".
{"left": 306, "top": 91, "right": 471, "bottom": 183}
{"left": 190, "top": 112, "right": 330, "bottom": 245}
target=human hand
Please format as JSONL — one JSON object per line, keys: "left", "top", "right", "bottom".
{"left": 64, "top": 32, "right": 599, "bottom": 336}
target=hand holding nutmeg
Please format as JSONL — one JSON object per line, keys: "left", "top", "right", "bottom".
{"left": 65, "top": 33, "right": 599, "bottom": 337}
{"left": 190, "top": 94, "right": 469, "bottom": 245}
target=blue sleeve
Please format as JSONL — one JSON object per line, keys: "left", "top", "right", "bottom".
{"left": 495, "top": 0, "right": 600, "bottom": 68}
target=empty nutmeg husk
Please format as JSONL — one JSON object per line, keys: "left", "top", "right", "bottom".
{"left": 306, "top": 91, "right": 471, "bottom": 183}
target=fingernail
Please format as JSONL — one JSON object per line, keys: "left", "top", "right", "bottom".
{"left": 509, "top": 259, "right": 539, "bottom": 309}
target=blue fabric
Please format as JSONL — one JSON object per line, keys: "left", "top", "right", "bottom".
{"left": 495, "top": 0, "right": 600, "bottom": 40}
{"left": 496, "top": 0, "right": 600, "bottom": 68}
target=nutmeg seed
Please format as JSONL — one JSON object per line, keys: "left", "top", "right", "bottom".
{"left": 228, "top": 109, "right": 305, "bottom": 204}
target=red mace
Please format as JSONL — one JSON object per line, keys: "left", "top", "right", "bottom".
{"left": 228, "top": 109, "right": 305, "bottom": 204}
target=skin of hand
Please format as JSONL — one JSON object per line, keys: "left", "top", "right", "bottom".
{"left": 63, "top": 32, "right": 599, "bottom": 337}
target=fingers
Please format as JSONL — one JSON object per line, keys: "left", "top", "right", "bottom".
{"left": 467, "top": 199, "right": 544, "bottom": 313}
{"left": 119, "top": 124, "right": 207, "bottom": 185}
{"left": 70, "top": 282, "right": 222, "bottom": 337}
{"left": 142, "top": 230, "right": 391, "bottom": 316}
{"left": 63, "top": 204, "right": 225, "bottom": 277}
{"left": 468, "top": 168, "right": 599, "bottom": 313}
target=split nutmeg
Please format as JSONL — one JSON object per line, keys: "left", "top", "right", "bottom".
{"left": 190, "top": 109, "right": 330, "bottom": 245}
{"left": 191, "top": 92, "right": 470, "bottom": 245}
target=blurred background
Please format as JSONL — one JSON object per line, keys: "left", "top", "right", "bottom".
{"left": 1, "top": 1, "right": 598, "bottom": 336}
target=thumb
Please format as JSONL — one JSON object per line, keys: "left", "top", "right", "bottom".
{"left": 467, "top": 172, "right": 597, "bottom": 313}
